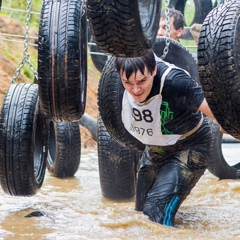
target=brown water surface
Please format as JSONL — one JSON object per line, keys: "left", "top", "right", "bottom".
{"left": 0, "top": 144, "right": 239, "bottom": 239}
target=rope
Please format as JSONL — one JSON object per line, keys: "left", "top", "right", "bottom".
{"left": 10, "top": 0, "right": 38, "bottom": 83}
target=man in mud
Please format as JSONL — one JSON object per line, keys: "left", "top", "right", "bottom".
{"left": 157, "top": 8, "right": 184, "bottom": 42}
{"left": 115, "top": 50, "right": 221, "bottom": 227}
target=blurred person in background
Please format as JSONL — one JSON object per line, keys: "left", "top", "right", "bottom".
{"left": 157, "top": 8, "right": 184, "bottom": 42}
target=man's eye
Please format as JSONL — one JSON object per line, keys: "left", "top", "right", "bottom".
{"left": 138, "top": 80, "right": 146, "bottom": 84}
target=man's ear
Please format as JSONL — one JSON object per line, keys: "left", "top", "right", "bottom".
{"left": 177, "top": 28, "right": 184, "bottom": 38}
{"left": 152, "top": 65, "right": 157, "bottom": 76}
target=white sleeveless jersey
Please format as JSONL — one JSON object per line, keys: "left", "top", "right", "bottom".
{"left": 122, "top": 66, "right": 183, "bottom": 146}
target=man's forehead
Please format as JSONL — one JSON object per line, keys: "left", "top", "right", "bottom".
{"left": 160, "top": 17, "right": 173, "bottom": 25}
{"left": 120, "top": 68, "right": 149, "bottom": 80}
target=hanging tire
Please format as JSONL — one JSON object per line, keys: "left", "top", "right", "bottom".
{"left": 153, "top": 38, "right": 199, "bottom": 83}
{"left": 0, "top": 83, "right": 49, "bottom": 196}
{"left": 198, "top": 1, "right": 240, "bottom": 139}
{"left": 87, "top": 0, "right": 161, "bottom": 57}
{"left": 98, "top": 115, "right": 139, "bottom": 200}
{"left": 38, "top": 0, "right": 87, "bottom": 122}
{"left": 47, "top": 121, "right": 81, "bottom": 178}
{"left": 169, "top": 0, "right": 212, "bottom": 25}
{"left": 207, "top": 119, "right": 240, "bottom": 179}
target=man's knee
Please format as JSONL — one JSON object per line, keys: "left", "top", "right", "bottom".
{"left": 141, "top": 161, "right": 192, "bottom": 227}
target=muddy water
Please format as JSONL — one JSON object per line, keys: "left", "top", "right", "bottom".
{"left": 0, "top": 144, "right": 239, "bottom": 240}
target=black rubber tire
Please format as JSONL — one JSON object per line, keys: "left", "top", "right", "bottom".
{"left": 87, "top": 0, "right": 161, "bottom": 57}
{"left": 47, "top": 121, "right": 81, "bottom": 178}
{"left": 98, "top": 115, "right": 139, "bottom": 200}
{"left": 0, "top": 83, "right": 49, "bottom": 196}
{"left": 169, "top": 0, "right": 212, "bottom": 25}
{"left": 38, "top": 0, "right": 87, "bottom": 122}
{"left": 153, "top": 38, "right": 199, "bottom": 83}
{"left": 98, "top": 57, "right": 145, "bottom": 153}
{"left": 198, "top": 1, "right": 240, "bottom": 139}
{"left": 207, "top": 119, "right": 240, "bottom": 179}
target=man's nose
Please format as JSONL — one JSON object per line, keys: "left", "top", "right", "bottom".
{"left": 157, "top": 28, "right": 164, "bottom": 37}
{"left": 132, "top": 85, "right": 140, "bottom": 94}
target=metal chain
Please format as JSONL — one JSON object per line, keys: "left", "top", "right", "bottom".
{"left": 11, "top": 0, "right": 38, "bottom": 83}
{"left": 82, "top": 1, "right": 86, "bottom": 17}
{"left": 161, "top": 0, "right": 171, "bottom": 59}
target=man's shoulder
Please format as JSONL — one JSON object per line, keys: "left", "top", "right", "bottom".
{"left": 155, "top": 57, "right": 190, "bottom": 78}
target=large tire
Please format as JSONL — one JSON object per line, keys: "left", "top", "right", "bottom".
{"left": 169, "top": 0, "right": 212, "bottom": 25}
{"left": 98, "top": 115, "right": 139, "bottom": 200}
{"left": 0, "top": 84, "right": 48, "bottom": 196}
{"left": 47, "top": 121, "right": 81, "bottom": 178}
{"left": 207, "top": 119, "right": 240, "bottom": 179}
{"left": 198, "top": 1, "right": 240, "bottom": 139}
{"left": 38, "top": 0, "right": 87, "bottom": 122}
{"left": 87, "top": 0, "right": 161, "bottom": 57}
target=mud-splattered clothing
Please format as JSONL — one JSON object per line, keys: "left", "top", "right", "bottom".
{"left": 122, "top": 59, "right": 212, "bottom": 227}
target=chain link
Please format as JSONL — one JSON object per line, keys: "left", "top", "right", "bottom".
{"left": 11, "top": 0, "right": 38, "bottom": 84}
{"left": 82, "top": 1, "right": 86, "bottom": 17}
{"left": 161, "top": 0, "right": 171, "bottom": 60}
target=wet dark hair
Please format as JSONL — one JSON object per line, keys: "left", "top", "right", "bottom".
{"left": 161, "top": 8, "right": 184, "bottom": 30}
{"left": 115, "top": 50, "right": 156, "bottom": 80}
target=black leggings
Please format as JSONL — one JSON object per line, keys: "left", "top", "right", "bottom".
{"left": 139, "top": 158, "right": 205, "bottom": 226}
{"left": 135, "top": 119, "right": 211, "bottom": 227}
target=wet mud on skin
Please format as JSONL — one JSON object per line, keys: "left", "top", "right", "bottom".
{"left": 0, "top": 144, "right": 239, "bottom": 239}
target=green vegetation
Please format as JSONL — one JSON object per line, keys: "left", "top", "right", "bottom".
{"left": 0, "top": 1, "right": 41, "bottom": 81}
{"left": 1, "top": 0, "right": 42, "bottom": 30}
